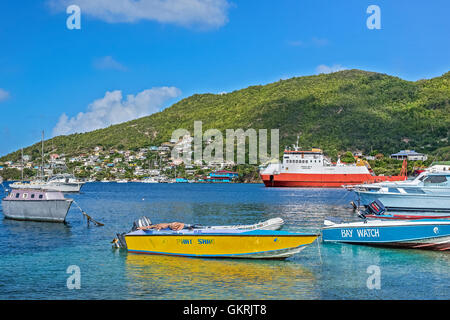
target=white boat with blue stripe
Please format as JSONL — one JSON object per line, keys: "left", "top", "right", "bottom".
{"left": 352, "top": 171, "right": 450, "bottom": 212}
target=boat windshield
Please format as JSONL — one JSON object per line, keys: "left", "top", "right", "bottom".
{"left": 418, "top": 175, "right": 427, "bottom": 181}
{"left": 423, "top": 175, "right": 449, "bottom": 185}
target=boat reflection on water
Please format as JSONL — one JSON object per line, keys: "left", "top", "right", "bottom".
{"left": 125, "top": 254, "right": 317, "bottom": 299}
{"left": 0, "top": 219, "right": 72, "bottom": 254}
{"left": 2, "top": 218, "right": 72, "bottom": 235}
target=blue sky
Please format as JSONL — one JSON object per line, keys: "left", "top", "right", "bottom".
{"left": 0, "top": 0, "right": 449, "bottom": 156}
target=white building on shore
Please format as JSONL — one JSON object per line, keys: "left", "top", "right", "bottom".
{"left": 390, "top": 150, "right": 428, "bottom": 161}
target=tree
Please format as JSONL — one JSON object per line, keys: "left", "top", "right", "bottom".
{"left": 0, "top": 168, "right": 22, "bottom": 181}
{"left": 340, "top": 151, "right": 356, "bottom": 163}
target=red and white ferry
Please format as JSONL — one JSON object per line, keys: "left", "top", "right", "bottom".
{"left": 260, "top": 148, "right": 407, "bottom": 188}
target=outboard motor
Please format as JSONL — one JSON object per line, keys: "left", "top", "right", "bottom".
{"left": 113, "top": 216, "right": 153, "bottom": 249}
{"left": 132, "top": 216, "right": 153, "bottom": 231}
{"left": 366, "top": 200, "right": 386, "bottom": 216}
{"left": 113, "top": 233, "right": 128, "bottom": 249}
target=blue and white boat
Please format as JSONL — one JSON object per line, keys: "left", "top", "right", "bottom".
{"left": 322, "top": 218, "right": 450, "bottom": 251}
{"left": 352, "top": 171, "right": 450, "bottom": 212}
{"left": 362, "top": 200, "right": 450, "bottom": 220}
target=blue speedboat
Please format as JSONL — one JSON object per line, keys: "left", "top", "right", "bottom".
{"left": 322, "top": 218, "right": 450, "bottom": 251}
{"left": 352, "top": 171, "right": 450, "bottom": 212}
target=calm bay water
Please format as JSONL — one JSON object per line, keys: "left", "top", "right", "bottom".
{"left": 0, "top": 182, "right": 448, "bottom": 300}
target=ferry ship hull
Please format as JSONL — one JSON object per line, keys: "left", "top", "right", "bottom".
{"left": 261, "top": 173, "right": 404, "bottom": 188}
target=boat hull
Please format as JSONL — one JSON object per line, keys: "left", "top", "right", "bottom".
{"left": 1, "top": 199, "right": 73, "bottom": 222}
{"left": 358, "top": 192, "right": 450, "bottom": 212}
{"left": 365, "top": 213, "right": 450, "bottom": 220}
{"left": 322, "top": 219, "right": 450, "bottom": 251}
{"left": 261, "top": 173, "right": 405, "bottom": 188}
{"left": 125, "top": 230, "right": 318, "bottom": 259}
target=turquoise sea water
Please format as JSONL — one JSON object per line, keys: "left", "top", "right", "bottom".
{"left": 0, "top": 182, "right": 448, "bottom": 300}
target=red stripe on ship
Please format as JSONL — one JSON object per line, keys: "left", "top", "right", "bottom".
{"left": 260, "top": 173, "right": 406, "bottom": 188}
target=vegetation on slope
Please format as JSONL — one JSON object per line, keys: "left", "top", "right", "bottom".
{"left": 1, "top": 69, "right": 449, "bottom": 163}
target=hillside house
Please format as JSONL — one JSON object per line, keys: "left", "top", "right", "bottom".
{"left": 390, "top": 150, "right": 428, "bottom": 161}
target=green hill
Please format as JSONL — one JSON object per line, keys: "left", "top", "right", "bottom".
{"left": 1, "top": 69, "right": 449, "bottom": 162}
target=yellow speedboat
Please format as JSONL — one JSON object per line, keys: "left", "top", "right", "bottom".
{"left": 124, "top": 228, "right": 318, "bottom": 259}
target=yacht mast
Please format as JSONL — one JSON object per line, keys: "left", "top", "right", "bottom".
{"left": 41, "top": 130, "right": 44, "bottom": 180}
{"left": 21, "top": 148, "right": 24, "bottom": 181}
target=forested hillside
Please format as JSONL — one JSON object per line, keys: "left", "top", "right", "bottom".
{"left": 2, "top": 69, "right": 449, "bottom": 162}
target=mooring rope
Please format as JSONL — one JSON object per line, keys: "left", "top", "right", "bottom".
{"left": 316, "top": 234, "right": 323, "bottom": 265}
{"left": 72, "top": 200, "right": 104, "bottom": 227}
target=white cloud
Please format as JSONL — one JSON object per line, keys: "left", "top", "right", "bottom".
{"left": 93, "top": 56, "right": 128, "bottom": 71}
{"left": 311, "top": 37, "right": 329, "bottom": 47}
{"left": 48, "top": 0, "right": 231, "bottom": 29}
{"left": 0, "top": 88, "right": 10, "bottom": 102}
{"left": 287, "top": 40, "right": 304, "bottom": 47}
{"left": 287, "top": 37, "right": 329, "bottom": 48}
{"left": 52, "top": 87, "right": 181, "bottom": 136}
{"left": 316, "top": 64, "right": 347, "bottom": 74}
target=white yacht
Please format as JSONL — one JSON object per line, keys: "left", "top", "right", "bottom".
{"left": 141, "top": 177, "right": 159, "bottom": 183}
{"left": 351, "top": 171, "right": 450, "bottom": 212}
{"left": 10, "top": 131, "right": 84, "bottom": 193}
{"left": 10, "top": 173, "right": 85, "bottom": 193}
